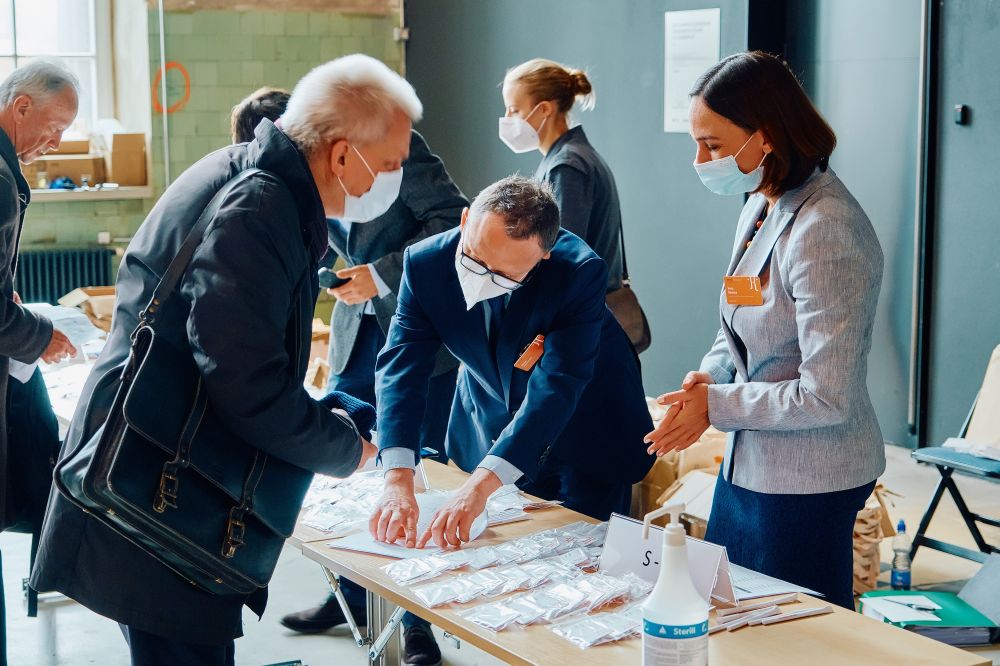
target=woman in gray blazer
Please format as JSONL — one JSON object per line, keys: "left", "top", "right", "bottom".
{"left": 644, "top": 52, "right": 884, "bottom": 609}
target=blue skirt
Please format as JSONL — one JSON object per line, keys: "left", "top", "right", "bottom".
{"left": 704, "top": 471, "right": 875, "bottom": 609}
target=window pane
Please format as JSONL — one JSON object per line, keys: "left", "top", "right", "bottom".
{"left": 15, "top": 56, "right": 96, "bottom": 133}
{"left": 0, "top": 3, "right": 13, "bottom": 55}
{"left": 14, "top": 0, "right": 93, "bottom": 56}
{"left": 0, "top": 57, "right": 14, "bottom": 82}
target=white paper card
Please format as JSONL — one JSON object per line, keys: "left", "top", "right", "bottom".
{"left": 664, "top": 8, "right": 721, "bottom": 133}
{"left": 599, "top": 513, "right": 736, "bottom": 604}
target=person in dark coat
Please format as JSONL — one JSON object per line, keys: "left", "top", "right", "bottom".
{"left": 0, "top": 60, "right": 80, "bottom": 666}
{"left": 229, "top": 87, "right": 467, "bottom": 662}
{"left": 30, "top": 54, "right": 420, "bottom": 665}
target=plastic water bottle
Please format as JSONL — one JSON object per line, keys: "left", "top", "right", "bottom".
{"left": 891, "top": 519, "right": 911, "bottom": 591}
{"left": 642, "top": 504, "right": 709, "bottom": 666}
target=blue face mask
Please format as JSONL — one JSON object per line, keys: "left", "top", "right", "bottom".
{"left": 693, "top": 132, "right": 766, "bottom": 196}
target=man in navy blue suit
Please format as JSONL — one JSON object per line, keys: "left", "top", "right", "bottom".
{"left": 370, "top": 175, "right": 654, "bottom": 551}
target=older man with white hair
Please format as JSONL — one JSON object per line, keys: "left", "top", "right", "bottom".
{"left": 0, "top": 60, "right": 80, "bottom": 666}
{"left": 30, "top": 54, "right": 417, "bottom": 665}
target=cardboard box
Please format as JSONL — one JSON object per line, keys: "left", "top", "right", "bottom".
{"left": 59, "top": 286, "right": 116, "bottom": 332}
{"left": 51, "top": 136, "right": 90, "bottom": 155}
{"left": 310, "top": 317, "right": 330, "bottom": 364}
{"left": 27, "top": 154, "right": 105, "bottom": 187}
{"left": 94, "top": 125, "right": 146, "bottom": 186}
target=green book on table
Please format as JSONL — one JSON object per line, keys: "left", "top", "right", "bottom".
{"left": 859, "top": 590, "right": 999, "bottom": 647}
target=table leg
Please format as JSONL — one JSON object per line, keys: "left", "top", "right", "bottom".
{"left": 366, "top": 589, "right": 402, "bottom": 666}
{"left": 322, "top": 567, "right": 366, "bottom": 648}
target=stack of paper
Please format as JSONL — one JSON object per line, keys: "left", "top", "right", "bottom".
{"left": 943, "top": 437, "right": 1000, "bottom": 462}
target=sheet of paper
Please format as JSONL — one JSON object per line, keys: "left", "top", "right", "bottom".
{"left": 663, "top": 8, "right": 721, "bottom": 132}
{"left": 12, "top": 304, "right": 106, "bottom": 384}
{"left": 326, "top": 491, "right": 488, "bottom": 559}
{"left": 729, "top": 564, "right": 820, "bottom": 600}
{"left": 944, "top": 437, "right": 1000, "bottom": 462}
{"left": 878, "top": 594, "right": 942, "bottom": 610}
{"left": 25, "top": 303, "right": 104, "bottom": 347}
{"left": 862, "top": 597, "right": 941, "bottom": 623}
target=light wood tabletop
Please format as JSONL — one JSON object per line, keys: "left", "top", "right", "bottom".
{"left": 295, "top": 461, "right": 990, "bottom": 666}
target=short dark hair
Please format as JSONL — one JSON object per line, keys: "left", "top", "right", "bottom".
{"left": 690, "top": 51, "right": 836, "bottom": 197}
{"left": 230, "top": 86, "right": 290, "bottom": 143}
{"left": 470, "top": 175, "right": 560, "bottom": 252}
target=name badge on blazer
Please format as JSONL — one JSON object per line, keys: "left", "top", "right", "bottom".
{"left": 723, "top": 275, "right": 764, "bottom": 306}
{"left": 514, "top": 335, "right": 545, "bottom": 371}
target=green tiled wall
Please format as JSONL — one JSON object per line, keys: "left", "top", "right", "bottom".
{"left": 20, "top": 9, "right": 401, "bottom": 250}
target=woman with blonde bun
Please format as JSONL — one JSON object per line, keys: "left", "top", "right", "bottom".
{"left": 500, "top": 58, "right": 624, "bottom": 293}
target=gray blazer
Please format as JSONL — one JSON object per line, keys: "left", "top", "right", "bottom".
{"left": 327, "top": 130, "right": 467, "bottom": 376}
{"left": 698, "top": 168, "right": 885, "bottom": 494}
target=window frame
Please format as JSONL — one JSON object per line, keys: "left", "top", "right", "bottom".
{"left": 0, "top": 0, "right": 114, "bottom": 133}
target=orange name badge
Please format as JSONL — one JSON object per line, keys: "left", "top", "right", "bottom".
{"left": 723, "top": 275, "right": 764, "bottom": 306}
{"left": 514, "top": 335, "right": 545, "bottom": 371}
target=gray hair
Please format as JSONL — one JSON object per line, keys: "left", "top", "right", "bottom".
{"left": 470, "top": 175, "right": 561, "bottom": 252}
{"left": 282, "top": 54, "right": 422, "bottom": 157}
{"left": 0, "top": 59, "right": 80, "bottom": 108}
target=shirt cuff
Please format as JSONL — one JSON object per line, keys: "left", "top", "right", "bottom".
{"left": 377, "top": 446, "right": 417, "bottom": 471}
{"left": 368, "top": 264, "right": 393, "bottom": 299}
{"left": 478, "top": 455, "right": 524, "bottom": 485}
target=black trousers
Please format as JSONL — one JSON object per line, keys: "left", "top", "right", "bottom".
{"left": 121, "top": 624, "right": 235, "bottom": 666}
{"left": 705, "top": 470, "right": 876, "bottom": 609}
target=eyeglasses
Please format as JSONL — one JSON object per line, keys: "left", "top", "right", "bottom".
{"left": 459, "top": 243, "right": 538, "bottom": 291}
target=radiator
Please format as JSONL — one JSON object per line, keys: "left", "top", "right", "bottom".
{"left": 15, "top": 248, "right": 114, "bottom": 305}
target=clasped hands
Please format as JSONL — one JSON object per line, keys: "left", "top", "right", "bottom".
{"left": 644, "top": 370, "right": 715, "bottom": 457}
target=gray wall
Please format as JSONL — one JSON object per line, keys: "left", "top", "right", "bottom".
{"left": 407, "top": 1, "right": 970, "bottom": 450}
{"left": 926, "top": 1, "right": 1000, "bottom": 444}
{"left": 406, "top": 0, "right": 749, "bottom": 397}
{"left": 785, "top": 0, "right": 922, "bottom": 447}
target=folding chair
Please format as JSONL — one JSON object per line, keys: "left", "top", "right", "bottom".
{"left": 910, "top": 344, "right": 1000, "bottom": 564}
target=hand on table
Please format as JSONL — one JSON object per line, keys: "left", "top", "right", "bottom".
{"left": 370, "top": 468, "right": 420, "bottom": 548}
{"left": 418, "top": 467, "right": 500, "bottom": 549}
{"left": 329, "top": 265, "right": 378, "bottom": 305}
{"left": 644, "top": 371, "right": 713, "bottom": 457}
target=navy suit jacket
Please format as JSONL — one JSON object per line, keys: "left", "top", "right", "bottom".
{"left": 375, "top": 228, "right": 654, "bottom": 484}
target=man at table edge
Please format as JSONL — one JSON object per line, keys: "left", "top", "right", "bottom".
{"left": 369, "top": 175, "right": 654, "bottom": 551}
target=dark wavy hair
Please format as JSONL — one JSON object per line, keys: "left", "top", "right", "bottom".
{"left": 230, "top": 86, "right": 290, "bottom": 143}
{"left": 471, "top": 175, "right": 560, "bottom": 252}
{"left": 690, "top": 51, "right": 836, "bottom": 197}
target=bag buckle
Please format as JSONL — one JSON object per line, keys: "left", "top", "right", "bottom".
{"left": 222, "top": 509, "right": 246, "bottom": 559}
{"left": 153, "top": 465, "right": 180, "bottom": 513}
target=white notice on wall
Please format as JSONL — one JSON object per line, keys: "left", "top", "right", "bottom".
{"left": 664, "top": 8, "right": 721, "bottom": 133}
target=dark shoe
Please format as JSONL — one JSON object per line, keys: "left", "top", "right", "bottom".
{"left": 280, "top": 595, "right": 366, "bottom": 634}
{"left": 403, "top": 624, "right": 442, "bottom": 666}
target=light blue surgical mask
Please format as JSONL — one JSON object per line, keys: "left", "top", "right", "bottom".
{"left": 693, "top": 132, "right": 766, "bottom": 196}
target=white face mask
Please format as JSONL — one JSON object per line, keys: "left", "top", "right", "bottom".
{"left": 693, "top": 132, "right": 766, "bottom": 196}
{"left": 337, "top": 145, "right": 403, "bottom": 222}
{"left": 455, "top": 248, "right": 516, "bottom": 311}
{"left": 498, "top": 103, "right": 547, "bottom": 154}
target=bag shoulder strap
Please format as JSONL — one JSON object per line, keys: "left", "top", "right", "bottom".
{"left": 618, "top": 218, "right": 631, "bottom": 285}
{"left": 137, "top": 168, "right": 266, "bottom": 331}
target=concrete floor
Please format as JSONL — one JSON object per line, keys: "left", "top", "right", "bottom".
{"left": 3, "top": 444, "right": 998, "bottom": 665}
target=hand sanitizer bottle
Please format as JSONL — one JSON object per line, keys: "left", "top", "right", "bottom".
{"left": 641, "top": 504, "right": 709, "bottom": 666}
